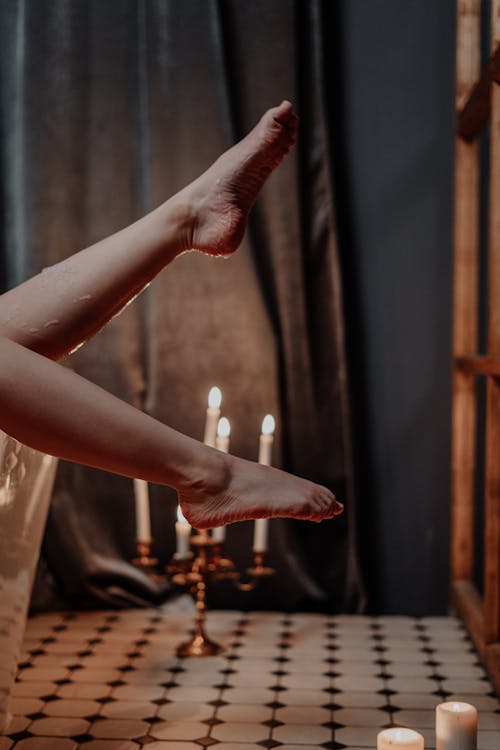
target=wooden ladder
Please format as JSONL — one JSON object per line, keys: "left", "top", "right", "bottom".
{"left": 451, "top": 0, "right": 500, "bottom": 692}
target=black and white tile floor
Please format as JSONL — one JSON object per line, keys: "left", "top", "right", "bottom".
{"left": 2, "top": 605, "right": 500, "bottom": 749}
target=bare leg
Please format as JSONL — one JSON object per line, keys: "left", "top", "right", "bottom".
{"left": 0, "top": 101, "right": 343, "bottom": 526}
{"left": 0, "top": 102, "right": 298, "bottom": 361}
{"left": 0, "top": 337, "right": 343, "bottom": 525}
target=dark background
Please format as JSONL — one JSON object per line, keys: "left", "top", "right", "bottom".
{"left": 325, "top": 0, "right": 457, "bottom": 614}
{"left": 0, "top": 0, "right": 473, "bottom": 616}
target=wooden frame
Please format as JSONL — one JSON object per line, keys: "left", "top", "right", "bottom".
{"left": 451, "top": 0, "right": 500, "bottom": 694}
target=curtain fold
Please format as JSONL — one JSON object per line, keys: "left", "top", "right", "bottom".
{"left": 1, "top": 0, "right": 364, "bottom": 612}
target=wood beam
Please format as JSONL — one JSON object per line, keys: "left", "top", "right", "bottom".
{"left": 457, "top": 44, "right": 500, "bottom": 141}
{"left": 451, "top": 0, "right": 481, "bottom": 583}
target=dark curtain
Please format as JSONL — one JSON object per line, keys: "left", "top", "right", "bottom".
{"left": 1, "top": 0, "right": 364, "bottom": 613}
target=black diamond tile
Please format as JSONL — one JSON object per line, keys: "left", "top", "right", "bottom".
{"left": 195, "top": 737, "right": 219, "bottom": 747}
{"left": 231, "top": 641, "right": 243, "bottom": 648}
{"left": 88, "top": 638, "right": 103, "bottom": 645}
{"left": 262, "top": 719, "right": 284, "bottom": 728}
{"left": 170, "top": 666, "right": 185, "bottom": 674}
{"left": 279, "top": 643, "right": 291, "bottom": 650}
{"left": 152, "top": 697, "right": 171, "bottom": 706}
{"left": 143, "top": 627, "right": 157, "bottom": 635}
{"left": 71, "top": 734, "right": 93, "bottom": 743}
{"left": 322, "top": 686, "right": 340, "bottom": 694}
{"left": 54, "top": 678, "right": 72, "bottom": 685}
{"left": 213, "top": 683, "right": 232, "bottom": 690}
{"left": 160, "top": 681, "right": 179, "bottom": 689}
{"left": 41, "top": 636, "right": 56, "bottom": 644}
{"left": 84, "top": 714, "right": 103, "bottom": 722}
{"left": 135, "top": 639, "right": 149, "bottom": 647}
{"left": 274, "top": 656, "right": 290, "bottom": 663}
{"left": 118, "top": 665, "right": 135, "bottom": 672}
{"left": 145, "top": 716, "right": 162, "bottom": 724}
{"left": 107, "top": 680, "right": 126, "bottom": 687}
{"left": 97, "top": 626, "right": 112, "bottom": 633}
{"left": 323, "top": 720, "right": 344, "bottom": 730}
{"left": 272, "top": 670, "right": 288, "bottom": 677}
{"left": 379, "top": 704, "right": 393, "bottom": 713}
{"left": 29, "top": 648, "right": 46, "bottom": 656}
{"left": 323, "top": 671, "right": 339, "bottom": 678}
{"left": 150, "top": 616, "right": 163, "bottom": 624}
{"left": 208, "top": 699, "right": 229, "bottom": 707}
{"left": 219, "top": 668, "right": 237, "bottom": 676}
{"left": 106, "top": 615, "right": 120, "bottom": 622}
{"left": 78, "top": 650, "right": 94, "bottom": 657}
{"left": 266, "top": 701, "right": 285, "bottom": 710}
{"left": 226, "top": 654, "right": 240, "bottom": 661}
{"left": 434, "top": 673, "right": 446, "bottom": 681}
{"left": 137, "top": 735, "right": 156, "bottom": 745}
{"left": 8, "top": 730, "right": 33, "bottom": 742}
{"left": 257, "top": 740, "right": 282, "bottom": 749}
{"left": 321, "top": 702, "right": 341, "bottom": 711}
{"left": 96, "top": 696, "right": 115, "bottom": 704}
{"left": 320, "top": 742, "right": 346, "bottom": 749}
{"left": 127, "top": 651, "right": 142, "bottom": 659}
{"left": 203, "top": 717, "right": 224, "bottom": 726}
{"left": 52, "top": 624, "right": 67, "bottom": 632}
{"left": 17, "top": 662, "right": 32, "bottom": 670}
{"left": 41, "top": 694, "right": 60, "bottom": 702}
{"left": 26, "top": 712, "right": 46, "bottom": 720}
{"left": 67, "top": 664, "right": 83, "bottom": 671}
{"left": 269, "top": 684, "right": 287, "bottom": 692}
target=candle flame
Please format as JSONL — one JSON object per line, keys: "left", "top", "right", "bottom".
{"left": 261, "top": 414, "right": 275, "bottom": 435}
{"left": 208, "top": 386, "right": 222, "bottom": 409}
{"left": 217, "top": 417, "right": 231, "bottom": 438}
{"left": 177, "top": 504, "right": 188, "bottom": 524}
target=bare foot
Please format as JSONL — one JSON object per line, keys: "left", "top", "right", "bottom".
{"left": 178, "top": 450, "right": 343, "bottom": 529}
{"left": 178, "top": 101, "right": 298, "bottom": 256}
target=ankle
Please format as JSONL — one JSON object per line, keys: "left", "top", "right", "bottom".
{"left": 178, "top": 445, "right": 232, "bottom": 499}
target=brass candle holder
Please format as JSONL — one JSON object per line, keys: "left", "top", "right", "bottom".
{"left": 165, "top": 530, "right": 274, "bottom": 657}
{"left": 132, "top": 539, "right": 160, "bottom": 577}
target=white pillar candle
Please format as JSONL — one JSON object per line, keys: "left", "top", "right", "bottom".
{"left": 204, "top": 386, "right": 222, "bottom": 447}
{"left": 377, "top": 728, "right": 424, "bottom": 749}
{"left": 253, "top": 414, "right": 275, "bottom": 552}
{"left": 436, "top": 701, "right": 477, "bottom": 750}
{"left": 212, "top": 418, "right": 231, "bottom": 542}
{"left": 175, "top": 504, "right": 191, "bottom": 559}
{"left": 134, "top": 478, "right": 152, "bottom": 542}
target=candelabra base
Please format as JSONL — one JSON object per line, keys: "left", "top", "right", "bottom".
{"left": 176, "top": 629, "right": 224, "bottom": 658}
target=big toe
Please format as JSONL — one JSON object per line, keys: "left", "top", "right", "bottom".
{"left": 267, "top": 100, "right": 298, "bottom": 131}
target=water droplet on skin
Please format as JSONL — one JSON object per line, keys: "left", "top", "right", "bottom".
{"left": 79, "top": 295, "right": 92, "bottom": 301}
{"left": 29, "top": 328, "right": 39, "bottom": 333}
{"left": 43, "top": 319, "right": 60, "bottom": 328}
{"left": 5, "top": 453, "right": 18, "bottom": 472}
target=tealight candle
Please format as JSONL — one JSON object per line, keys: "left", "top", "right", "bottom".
{"left": 436, "top": 701, "right": 477, "bottom": 750}
{"left": 253, "top": 414, "right": 275, "bottom": 552}
{"left": 133, "top": 478, "right": 151, "bottom": 542}
{"left": 204, "top": 386, "right": 222, "bottom": 447}
{"left": 377, "top": 728, "right": 424, "bottom": 749}
{"left": 175, "top": 504, "right": 191, "bottom": 559}
{"left": 213, "top": 418, "right": 231, "bottom": 542}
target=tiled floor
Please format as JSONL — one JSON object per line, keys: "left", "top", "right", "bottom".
{"left": 1, "top": 604, "right": 500, "bottom": 749}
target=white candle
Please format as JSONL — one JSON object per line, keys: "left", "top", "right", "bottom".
{"left": 253, "top": 414, "right": 275, "bottom": 552}
{"left": 213, "top": 417, "right": 231, "bottom": 542}
{"left": 436, "top": 701, "right": 477, "bottom": 750}
{"left": 204, "top": 386, "right": 222, "bottom": 447}
{"left": 377, "top": 728, "right": 424, "bottom": 749}
{"left": 134, "top": 478, "right": 151, "bottom": 542}
{"left": 175, "top": 504, "right": 191, "bottom": 559}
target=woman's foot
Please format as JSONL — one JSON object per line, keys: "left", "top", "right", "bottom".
{"left": 177, "top": 100, "right": 298, "bottom": 256}
{"left": 178, "top": 450, "right": 343, "bottom": 529}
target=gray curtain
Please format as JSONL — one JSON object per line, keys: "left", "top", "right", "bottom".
{"left": 1, "top": 0, "right": 364, "bottom": 612}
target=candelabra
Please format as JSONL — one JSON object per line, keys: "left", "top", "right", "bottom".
{"left": 165, "top": 530, "right": 274, "bottom": 656}
{"left": 132, "top": 531, "right": 274, "bottom": 656}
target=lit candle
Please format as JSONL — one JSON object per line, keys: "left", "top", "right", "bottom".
{"left": 175, "top": 504, "right": 191, "bottom": 559}
{"left": 253, "top": 414, "right": 275, "bottom": 552}
{"left": 436, "top": 701, "right": 477, "bottom": 750}
{"left": 377, "top": 728, "right": 424, "bottom": 749}
{"left": 204, "top": 386, "right": 222, "bottom": 447}
{"left": 212, "top": 418, "right": 231, "bottom": 542}
{"left": 134, "top": 478, "right": 151, "bottom": 542}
